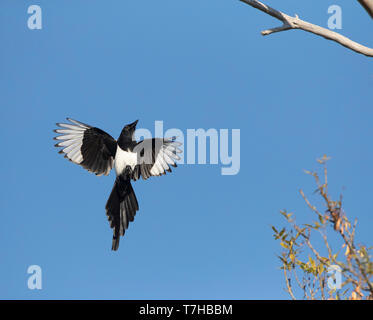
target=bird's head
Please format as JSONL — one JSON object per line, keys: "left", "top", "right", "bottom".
{"left": 121, "top": 120, "right": 138, "bottom": 139}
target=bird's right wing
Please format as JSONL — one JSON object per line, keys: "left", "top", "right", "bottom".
{"left": 130, "top": 137, "right": 182, "bottom": 181}
{"left": 54, "top": 118, "right": 117, "bottom": 176}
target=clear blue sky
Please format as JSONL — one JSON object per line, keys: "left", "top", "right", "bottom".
{"left": 0, "top": 0, "right": 372, "bottom": 299}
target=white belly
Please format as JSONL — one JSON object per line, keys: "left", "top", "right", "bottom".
{"left": 114, "top": 146, "right": 138, "bottom": 176}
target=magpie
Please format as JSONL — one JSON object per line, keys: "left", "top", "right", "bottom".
{"left": 54, "top": 118, "right": 182, "bottom": 251}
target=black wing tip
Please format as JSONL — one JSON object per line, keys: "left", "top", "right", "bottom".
{"left": 55, "top": 120, "right": 70, "bottom": 129}
{"left": 66, "top": 117, "right": 92, "bottom": 128}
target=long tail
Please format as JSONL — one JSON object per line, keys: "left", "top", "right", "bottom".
{"left": 105, "top": 175, "right": 139, "bottom": 251}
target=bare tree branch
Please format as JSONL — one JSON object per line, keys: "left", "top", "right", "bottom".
{"left": 283, "top": 267, "right": 296, "bottom": 300}
{"left": 240, "top": 0, "right": 373, "bottom": 57}
{"left": 358, "top": 0, "right": 373, "bottom": 19}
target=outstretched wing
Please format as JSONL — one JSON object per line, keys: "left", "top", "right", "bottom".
{"left": 54, "top": 118, "right": 117, "bottom": 176}
{"left": 131, "top": 137, "right": 182, "bottom": 181}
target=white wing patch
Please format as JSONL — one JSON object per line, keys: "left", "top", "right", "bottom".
{"left": 150, "top": 139, "right": 182, "bottom": 176}
{"left": 54, "top": 118, "right": 89, "bottom": 165}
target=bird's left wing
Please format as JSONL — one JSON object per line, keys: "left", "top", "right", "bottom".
{"left": 54, "top": 118, "right": 117, "bottom": 176}
{"left": 131, "top": 137, "right": 182, "bottom": 181}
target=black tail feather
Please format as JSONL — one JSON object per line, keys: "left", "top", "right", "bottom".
{"left": 105, "top": 175, "right": 139, "bottom": 251}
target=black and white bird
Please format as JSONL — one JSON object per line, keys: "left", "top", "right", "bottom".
{"left": 54, "top": 118, "right": 182, "bottom": 251}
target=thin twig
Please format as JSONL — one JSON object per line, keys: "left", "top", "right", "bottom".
{"left": 284, "top": 266, "right": 296, "bottom": 300}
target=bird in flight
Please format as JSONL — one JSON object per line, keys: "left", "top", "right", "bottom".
{"left": 54, "top": 118, "right": 182, "bottom": 251}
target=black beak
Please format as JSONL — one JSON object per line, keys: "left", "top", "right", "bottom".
{"left": 129, "top": 120, "right": 138, "bottom": 129}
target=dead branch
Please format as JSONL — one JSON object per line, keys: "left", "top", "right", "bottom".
{"left": 240, "top": 0, "right": 373, "bottom": 57}
{"left": 358, "top": 0, "right": 373, "bottom": 19}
